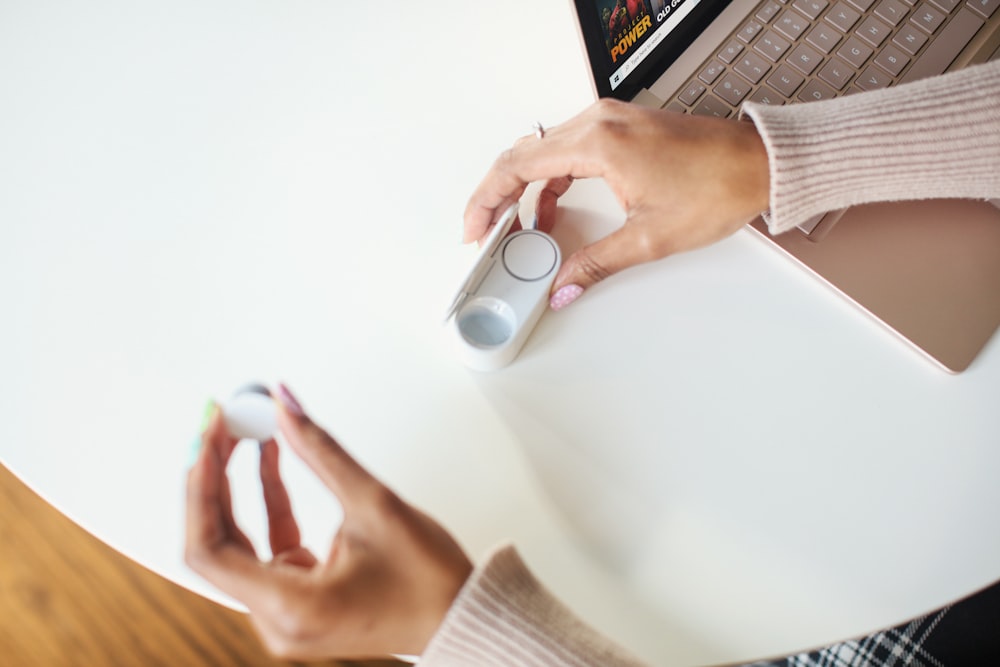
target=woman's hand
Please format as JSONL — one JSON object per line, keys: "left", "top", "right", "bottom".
{"left": 464, "top": 100, "right": 771, "bottom": 309}
{"left": 185, "top": 385, "right": 473, "bottom": 660}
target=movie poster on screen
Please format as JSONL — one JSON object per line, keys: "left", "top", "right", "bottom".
{"left": 594, "top": 0, "right": 653, "bottom": 66}
{"left": 596, "top": 0, "right": 691, "bottom": 66}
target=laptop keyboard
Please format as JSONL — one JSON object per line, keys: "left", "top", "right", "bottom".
{"left": 666, "top": 0, "right": 997, "bottom": 116}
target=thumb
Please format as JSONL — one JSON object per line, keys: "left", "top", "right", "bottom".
{"left": 549, "top": 219, "right": 659, "bottom": 311}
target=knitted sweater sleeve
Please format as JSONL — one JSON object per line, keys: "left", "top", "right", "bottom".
{"left": 741, "top": 60, "right": 1000, "bottom": 234}
{"left": 418, "top": 545, "right": 649, "bottom": 667}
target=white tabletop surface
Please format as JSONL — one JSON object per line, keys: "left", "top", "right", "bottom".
{"left": 2, "top": 1, "right": 999, "bottom": 665}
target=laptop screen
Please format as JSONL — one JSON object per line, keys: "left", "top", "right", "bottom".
{"left": 575, "top": 0, "right": 733, "bottom": 100}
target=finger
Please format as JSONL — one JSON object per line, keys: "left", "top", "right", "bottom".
{"left": 193, "top": 407, "right": 255, "bottom": 553}
{"left": 200, "top": 408, "right": 257, "bottom": 553}
{"left": 270, "top": 546, "right": 319, "bottom": 569}
{"left": 549, "top": 214, "right": 664, "bottom": 309}
{"left": 259, "top": 439, "right": 303, "bottom": 556}
{"left": 477, "top": 212, "right": 525, "bottom": 248}
{"left": 186, "top": 408, "right": 273, "bottom": 604}
{"left": 186, "top": 405, "right": 238, "bottom": 549}
{"left": 218, "top": 465, "right": 257, "bottom": 554}
{"left": 272, "top": 383, "right": 378, "bottom": 510}
{"left": 463, "top": 116, "right": 609, "bottom": 244}
{"left": 534, "top": 176, "right": 574, "bottom": 235}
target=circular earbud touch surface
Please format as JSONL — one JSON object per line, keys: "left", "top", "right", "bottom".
{"left": 503, "top": 233, "right": 557, "bottom": 281}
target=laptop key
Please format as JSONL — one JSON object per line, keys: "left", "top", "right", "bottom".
{"left": 692, "top": 94, "right": 732, "bottom": 117}
{"left": 807, "top": 23, "right": 845, "bottom": 52}
{"left": 847, "top": 0, "right": 876, "bottom": 9}
{"left": 793, "top": 0, "right": 829, "bottom": 19}
{"left": 679, "top": 80, "right": 707, "bottom": 105}
{"left": 767, "top": 63, "right": 807, "bottom": 94}
{"left": 966, "top": 0, "right": 999, "bottom": 18}
{"left": 738, "top": 20, "right": 764, "bottom": 42}
{"left": 857, "top": 64, "right": 893, "bottom": 88}
{"left": 775, "top": 9, "right": 809, "bottom": 38}
{"left": 892, "top": 24, "right": 929, "bottom": 53}
{"left": 928, "top": 0, "right": 959, "bottom": 10}
{"left": 755, "top": 30, "right": 793, "bottom": 60}
{"left": 826, "top": 2, "right": 862, "bottom": 31}
{"left": 749, "top": 85, "right": 785, "bottom": 104}
{"left": 875, "top": 0, "right": 910, "bottom": 24}
{"left": 799, "top": 78, "right": 839, "bottom": 101}
{"left": 856, "top": 15, "right": 893, "bottom": 45}
{"left": 874, "top": 44, "right": 911, "bottom": 74}
{"left": 699, "top": 61, "right": 726, "bottom": 84}
{"left": 911, "top": 3, "right": 946, "bottom": 32}
{"left": 735, "top": 51, "right": 773, "bottom": 83}
{"left": 757, "top": 0, "right": 784, "bottom": 22}
{"left": 818, "top": 57, "right": 855, "bottom": 87}
{"left": 788, "top": 43, "right": 824, "bottom": 73}
{"left": 714, "top": 73, "right": 752, "bottom": 105}
{"left": 838, "top": 35, "right": 875, "bottom": 65}
{"left": 718, "top": 40, "right": 745, "bottom": 63}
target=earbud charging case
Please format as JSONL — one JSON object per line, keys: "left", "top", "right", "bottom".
{"left": 445, "top": 203, "right": 561, "bottom": 371}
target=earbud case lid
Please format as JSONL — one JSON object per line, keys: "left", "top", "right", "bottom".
{"left": 445, "top": 204, "right": 561, "bottom": 371}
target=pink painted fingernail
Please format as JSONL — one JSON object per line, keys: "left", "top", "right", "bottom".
{"left": 550, "top": 284, "right": 584, "bottom": 311}
{"left": 276, "top": 383, "right": 305, "bottom": 416}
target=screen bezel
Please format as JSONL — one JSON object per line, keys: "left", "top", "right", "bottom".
{"left": 573, "top": 0, "right": 734, "bottom": 100}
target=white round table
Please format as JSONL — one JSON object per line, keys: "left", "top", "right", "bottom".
{"left": 2, "top": 2, "right": 998, "bottom": 664}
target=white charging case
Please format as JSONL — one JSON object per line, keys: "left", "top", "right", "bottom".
{"left": 445, "top": 204, "right": 561, "bottom": 371}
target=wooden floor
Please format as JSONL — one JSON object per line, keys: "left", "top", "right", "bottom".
{"left": 0, "top": 463, "right": 402, "bottom": 667}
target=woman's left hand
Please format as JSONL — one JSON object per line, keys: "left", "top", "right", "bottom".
{"left": 185, "top": 385, "right": 473, "bottom": 660}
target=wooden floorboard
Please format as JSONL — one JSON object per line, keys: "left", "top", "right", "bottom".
{"left": 0, "top": 463, "right": 403, "bottom": 667}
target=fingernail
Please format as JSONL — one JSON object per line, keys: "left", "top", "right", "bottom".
{"left": 550, "top": 284, "right": 583, "bottom": 311}
{"left": 199, "top": 399, "right": 217, "bottom": 431}
{"left": 276, "top": 383, "right": 305, "bottom": 416}
{"left": 187, "top": 400, "right": 216, "bottom": 467}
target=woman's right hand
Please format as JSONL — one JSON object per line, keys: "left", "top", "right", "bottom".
{"left": 464, "top": 100, "right": 771, "bottom": 310}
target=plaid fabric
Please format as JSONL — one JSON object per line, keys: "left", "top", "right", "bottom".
{"left": 748, "top": 609, "right": 950, "bottom": 667}
{"left": 745, "top": 577, "right": 1000, "bottom": 667}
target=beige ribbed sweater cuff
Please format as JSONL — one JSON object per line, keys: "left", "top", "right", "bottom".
{"left": 419, "top": 545, "right": 648, "bottom": 667}
{"left": 741, "top": 60, "right": 1000, "bottom": 234}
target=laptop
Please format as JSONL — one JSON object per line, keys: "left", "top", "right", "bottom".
{"left": 570, "top": 0, "right": 1000, "bottom": 372}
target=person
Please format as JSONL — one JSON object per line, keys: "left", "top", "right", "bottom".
{"left": 186, "top": 60, "right": 1000, "bottom": 666}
